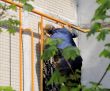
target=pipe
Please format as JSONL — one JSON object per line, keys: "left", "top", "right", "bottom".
{"left": 19, "top": 7, "right": 23, "bottom": 91}
{"left": 1, "top": 0, "right": 89, "bottom": 32}
{"left": 39, "top": 16, "right": 44, "bottom": 91}
{"left": 31, "top": 31, "right": 34, "bottom": 91}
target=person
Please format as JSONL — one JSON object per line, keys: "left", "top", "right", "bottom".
{"left": 44, "top": 24, "right": 83, "bottom": 90}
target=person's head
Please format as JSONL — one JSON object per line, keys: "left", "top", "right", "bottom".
{"left": 44, "top": 24, "right": 55, "bottom": 35}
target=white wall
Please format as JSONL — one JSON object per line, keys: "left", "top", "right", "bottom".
{"left": 77, "top": 0, "right": 110, "bottom": 88}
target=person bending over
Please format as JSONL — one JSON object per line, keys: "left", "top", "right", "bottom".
{"left": 44, "top": 24, "right": 83, "bottom": 90}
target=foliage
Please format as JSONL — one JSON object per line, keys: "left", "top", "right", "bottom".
{"left": 93, "top": 0, "right": 110, "bottom": 21}
{"left": 62, "top": 46, "right": 80, "bottom": 60}
{"left": 42, "top": 38, "right": 82, "bottom": 91}
{"left": 42, "top": 38, "right": 63, "bottom": 60}
{"left": 42, "top": 38, "right": 80, "bottom": 61}
{"left": 47, "top": 69, "right": 66, "bottom": 85}
{"left": 0, "top": 18, "right": 20, "bottom": 34}
{"left": 88, "top": 0, "right": 110, "bottom": 60}
{"left": 87, "top": 0, "right": 110, "bottom": 89}
{"left": 0, "top": 0, "right": 34, "bottom": 34}
{"left": 23, "top": 3, "right": 33, "bottom": 11}
{"left": 42, "top": 45, "right": 58, "bottom": 60}
{"left": 0, "top": 86, "right": 14, "bottom": 91}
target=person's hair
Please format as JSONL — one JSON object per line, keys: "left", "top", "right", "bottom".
{"left": 44, "top": 24, "right": 55, "bottom": 34}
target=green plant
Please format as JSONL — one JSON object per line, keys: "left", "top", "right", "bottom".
{"left": 0, "top": 86, "right": 14, "bottom": 91}
{"left": 0, "top": 0, "right": 34, "bottom": 34}
{"left": 87, "top": 0, "right": 110, "bottom": 88}
{"left": 42, "top": 38, "right": 81, "bottom": 91}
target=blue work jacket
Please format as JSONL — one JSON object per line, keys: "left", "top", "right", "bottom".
{"left": 50, "top": 28, "right": 77, "bottom": 49}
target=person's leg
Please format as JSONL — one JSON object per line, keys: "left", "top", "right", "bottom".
{"left": 69, "top": 56, "right": 82, "bottom": 90}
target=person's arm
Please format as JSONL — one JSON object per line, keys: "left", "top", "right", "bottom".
{"left": 64, "top": 26, "right": 78, "bottom": 38}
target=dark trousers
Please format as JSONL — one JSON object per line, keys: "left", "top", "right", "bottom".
{"left": 43, "top": 49, "right": 83, "bottom": 91}
{"left": 59, "top": 56, "right": 82, "bottom": 85}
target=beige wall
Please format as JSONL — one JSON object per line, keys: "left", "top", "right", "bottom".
{"left": 34, "top": 0, "right": 77, "bottom": 21}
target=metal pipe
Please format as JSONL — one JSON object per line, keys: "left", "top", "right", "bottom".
{"left": 40, "top": 16, "right": 44, "bottom": 91}
{"left": 31, "top": 31, "right": 34, "bottom": 91}
{"left": 19, "top": 7, "right": 23, "bottom": 91}
{"left": 1, "top": 0, "right": 89, "bottom": 32}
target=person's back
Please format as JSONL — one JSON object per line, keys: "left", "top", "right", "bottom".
{"left": 50, "top": 28, "right": 77, "bottom": 49}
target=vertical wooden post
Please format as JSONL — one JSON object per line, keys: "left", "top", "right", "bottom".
{"left": 40, "top": 16, "right": 44, "bottom": 91}
{"left": 31, "top": 32, "right": 34, "bottom": 91}
{"left": 19, "top": 7, "right": 23, "bottom": 91}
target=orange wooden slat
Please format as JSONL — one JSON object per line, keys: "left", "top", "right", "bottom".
{"left": 39, "top": 16, "right": 44, "bottom": 91}
{"left": 31, "top": 32, "right": 35, "bottom": 91}
{"left": 19, "top": 7, "right": 23, "bottom": 91}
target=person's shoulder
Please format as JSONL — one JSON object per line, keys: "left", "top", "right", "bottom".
{"left": 58, "top": 28, "right": 68, "bottom": 32}
{"left": 60, "top": 28, "right": 67, "bottom": 30}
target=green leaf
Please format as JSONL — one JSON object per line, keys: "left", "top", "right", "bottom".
{"left": 45, "top": 38, "right": 63, "bottom": 46}
{"left": 71, "top": 87, "right": 80, "bottom": 91}
{"left": 45, "top": 38, "right": 57, "bottom": 46}
{"left": 59, "top": 76, "right": 66, "bottom": 84}
{"left": 87, "top": 22, "right": 101, "bottom": 37}
{"left": 92, "top": 7, "right": 106, "bottom": 21}
{"left": 55, "top": 38, "right": 64, "bottom": 45}
{"left": 60, "top": 85, "right": 68, "bottom": 91}
{"left": 100, "top": 89, "right": 110, "bottom": 91}
{"left": 105, "top": 43, "right": 110, "bottom": 47}
{"left": 7, "top": 28, "right": 16, "bottom": 35}
{"left": 8, "top": 18, "right": 20, "bottom": 26}
{"left": 90, "top": 81, "right": 99, "bottom": 86}
{"left": 0, "top": 86, "right": 14, "bottom": 91}
{"left": 107, "top": 67, "right": 110, "bottom": 71}
{"left": 96, "top": 29, "right": 109, "bottom": 41}
{"left": 42, "top": 45, "right": 58, "bottom": 60}
{"left": 100, "top": 49, "right": 110, "bottom": 58}
{"left": 107, "top": 64, "right": 110, "bottom": 71}
{"left": 62, "top": 46, "right": 80, "bottom": 60}
{"left": 42, "top": 38, "right": 63, "bottom": 60}
{"left": 20, "top": 0, "right": 27, "bottom": 3}
{"left": 47, "top": 69, "right": 65, "bottom": 85}
{"left": 0, "top": 19, "right": 19, "bottom": 34}
{"left": 8, "top": 5, "right": 17, "bottom": 11}
{"left": 23, "top": 3, "right": 33, "bottom": 12}
{"left": 96, "top": 0, "right": 106, "bottom": 4}
{"left": 0, "top": 28, "right": 2, "bottom": 33}
{"left": 0, "top": 18, "right": 19, "bottom": 27}
{"left": 93, "top": 0, "right": 110, "bottom": 21}
{"left": 0, "top": 3, "right": 4, "bottom": 8}
{"left": 19, "top": 0, "right": 34, "bottom": 3}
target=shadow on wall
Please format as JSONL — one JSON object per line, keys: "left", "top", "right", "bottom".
{"left": 35, "top": 42, "right": 41, "bottom": 90}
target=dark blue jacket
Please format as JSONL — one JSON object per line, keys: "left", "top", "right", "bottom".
{"left": 50, "top": 28, "right": 82, "bottom": 70}
{"left": 50, "top": 28, "right": 77, "bottom": 49}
